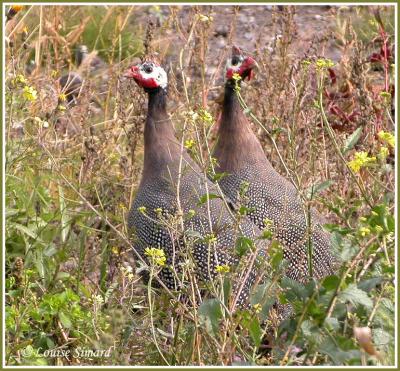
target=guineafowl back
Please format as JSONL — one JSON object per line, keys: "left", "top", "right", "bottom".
{"left": 213, "top": 85, "right": 337, "bottom": 284}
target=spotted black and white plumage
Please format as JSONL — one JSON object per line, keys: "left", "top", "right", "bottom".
{"left": 128, "top": 161, "right": 264, "bottom": 303}
{"left": 213, "top": 49, "right": 337, "bottom": 286}
{"left": 216, "top": 162, "right": 336, "bottom": 284}
{"left": 125, "top": 61, "right": 268, "bottom": 307}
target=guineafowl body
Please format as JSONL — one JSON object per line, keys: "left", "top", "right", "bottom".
{"left": 213, "top": 49, "right": 337, "bottom": 284}
{"left": 125, "top": 61, "right": 268, "bottom": 306}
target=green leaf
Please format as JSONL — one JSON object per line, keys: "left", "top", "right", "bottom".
{"left": 241, "top": 312, "right": 262, "bottom": 348}
{"left": 185, "top": 230, "right": 203, "bottom": 240}
{"left": 306, "top": 180, "right": 335, "bottom": 199}
{"left": 198, "top": 299, "right": 222, "bottom": 335}
{"left": 373, "top": 328, "right": 393, "bottom": 346}
{"left": 339, "top": 284, "right": 373, "bottom": 309}
{"left": 319, "top": 336, "right": 361, "bottom": 365}
{"left": 14, "top": 223, "right": 39, "bottom": 240}
{"left": 358, "top": 277, "right": 384, "bottom": 293}
{"left": 270, "top": 241, "right": 283, "bottom": 270}
{"left": 56, "top": 272, "right": 70, "bottom": 280}
{"left": 59, "top": 186, "right": 71, "bottom": 244}
{"left": 281, "top": 277, "right": 308, "bottom": 301}
{"left": 235, "top": 236, "right": 254, "bottom": 257}
{"left": 223, "top": 277, "right": 232, "bottom": 307}
{"left": 44, "top": 244, "right": 57, "bottom": 257}
{"left": 250, "top": 283, "right": 275, "bottom": 321}
{"left": 59, "top": 311, "right": 72, "bottom": 329}
{"left": 197, "top": 193, "right": 221, "bottom": 206}
{"left": 342, "top": 127, "right": 363, "bottom": 154}
{"left": 248, "top": 317, "right": 262, "bottom": 347}
{"left": 322, "top": 275, "right": 340, "bottom": 291}
{"left": 211, "top": 172, "right": 228, "bottom": 182}
{"left": 324, "top": 317, "right": 340, "bottom": 331}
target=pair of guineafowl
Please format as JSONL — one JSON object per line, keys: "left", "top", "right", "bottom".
{"left": 124, "top": 46, "right": 337, "bottom": 309}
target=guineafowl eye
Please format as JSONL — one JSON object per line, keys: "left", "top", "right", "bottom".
{"left": 144, "top": 65, "right": 153, "bottom": 74}
{"left": 231, "top": 57, "right": 239, "bottom": 66}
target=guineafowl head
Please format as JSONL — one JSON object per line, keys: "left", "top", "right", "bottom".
{"left": 124, "top": 61, "right": 167, "bottom": 92}
{"left": 225, "top": 46, "right": 257, "bottom": 81}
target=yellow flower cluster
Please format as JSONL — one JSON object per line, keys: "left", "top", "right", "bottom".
{"left": 316, "top": 58, "right": 335, "bottom": 69}
{"left": 232, "top": 73, "right": 242, "bottom": 81}
{"left": 348, "top": 151, "right": 376, "bottom": 173}
{"left": 253, "top": 303, "right": 262, "bottom": 313}
{"left": 137, "top": 206, "right": 147, "bottom": 214}
{"left": 378, "top": 131, "right": 395, "bottom": 148}
{"left": 22, "top": 85, "right": 38, "bottom": 101}
{"left": 359, "top": 227, "right": 371, "bottom": 237}
{"left": 301, "top": 59, "right": 312, "bottom": 67}
{"left": 198, "top": 14, "right": 213, "bottom": 23}
{"left": 215, "top": 264, "right": 230, "bottom": 274}
{"left": 199, "top": 109, "right": 213, "bottom": 125}
{"left": 15, "top": 74, "right": 26, "bottom": 84}
{"left": 59, "top": 93, "right": 67, "bottom": 102}
{"left": 184, "top": 139, "right": 196, "bottom": 150}
{"left": 205, "top": 233, "right": 217, "bottom": 244}
{"left": 145, "top": 247, "right": 167, "bottom": 267}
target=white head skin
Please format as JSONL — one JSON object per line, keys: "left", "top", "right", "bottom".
{"left": 225, "top": 54, "right": 245, "bottom": 79}
{"left": 225, "top": 46, "right": 257, "bottom": 81}
{"left": 125, "top": 61, "right": 168, "bottom": 90}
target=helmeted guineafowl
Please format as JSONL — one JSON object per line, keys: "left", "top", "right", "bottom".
{"left": 124, "top": 60, "right": 269, "bottom": 307}
{"left": 212, "top": 46, "right": 337, "bottom": 284}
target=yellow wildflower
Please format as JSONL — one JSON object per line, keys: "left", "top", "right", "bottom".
{"left": 232, "top": 73, "right": 242, "bottom": 81}
{"left": 215, "top": 264, "right": 230, "bottom": 274}
{"left": 375, "top": 225, "right": 383, "bottom": 233}
{"left": 198, "top": 14, "right": 213, "bottom": 23}
{"left": 253, "top": 303, "right": 262, "bottom": 313}
{"left": 184, "top": 139, "right": 196, "bottom": 150}
{"left": 23, "top": 85, "right": 37, "bottom": 101}
{"left": 15, "top": 74, "right": 26, "bottom": 84}
{"left": 145, "top": 247, "right": 167, "bottom": 267}
{"left": 199, "top": 109, "right": 213, "bottom": 125}
{"left": 359, "top": 227, "right": 371, "bottom": 237}
{"left": 59, "top": 93, "right": 67, "bottom": 102}
{"left": 154, "top": 208, "right": 163, "bottom": 217}
{"left": 348, "top": 151, "right": 376, "bottom": 173}
{"left": 263, "top": 218, "right": 274, "bottom": 228}
{"left": 137, "top": 206, "right": 147, "bottom": 214}
{"left": 316, "top": 58, "right": 335, "bottom": 69}
{"left": 187, "top": 209, "right": 196, "bottom": 218}
{"left": 205, "top": 233, "right": 217, "bottom": 243}
{"left": 111, "top": 246, "right": 119, "bottom": 255}
{"left": 378, "top": 131, "right": 395, "bottom": 148}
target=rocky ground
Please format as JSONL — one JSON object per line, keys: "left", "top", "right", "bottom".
{"left": 137, "top": 5, "right": 342, "bottom": 65}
